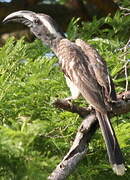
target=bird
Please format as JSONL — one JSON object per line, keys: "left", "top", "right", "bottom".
{"left": 3, "top": 10, "right": 125, "bottom": 175}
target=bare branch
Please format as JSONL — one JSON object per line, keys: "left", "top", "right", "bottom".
{"left": 119, "top": 6, "right": 130, "bottom": 12}
{"left": 119, "top": 6, "right": 130, "bottom": 16}
{"left": 53, "top": 99, "right": 91, "bottom": 118}
{"left": 54, "top": 91, "right": 130, "bottom": 117}
{"left": 48, "top": 113, "right": 97, "bottom": 180}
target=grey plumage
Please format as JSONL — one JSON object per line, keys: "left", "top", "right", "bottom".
{"left": 3, "top": 11, "right": 126, "bottom": 175}
{"left": 75, "top": 39, "right": 117, "bottom": 102}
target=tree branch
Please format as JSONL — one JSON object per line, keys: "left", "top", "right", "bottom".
{"left": 48, "top": 113, "right": 97, "bottom": 180}
{"left": 48, "top": 91, "right": 130, "bottom": 180}
{"left": 53, "top": 90, "right": 130, "bottom": 117}
{"left": 53, "top": 99, "right": 91, "bottom": 118}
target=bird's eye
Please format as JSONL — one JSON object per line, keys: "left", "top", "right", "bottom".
{"left": 34, "top": 18, "right": 41, "bottom": 25}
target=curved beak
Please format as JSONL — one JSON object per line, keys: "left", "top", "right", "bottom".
{"left": 3, "top": 10, "right": 36, "bottom": 27}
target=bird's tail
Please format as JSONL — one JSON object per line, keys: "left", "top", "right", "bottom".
{"left": 96, "top": 111, "right": 125, "bottom": 175}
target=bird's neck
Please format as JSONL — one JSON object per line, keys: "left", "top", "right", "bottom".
{"left": 41, "top": 33, "right": 64, "bottom": 50}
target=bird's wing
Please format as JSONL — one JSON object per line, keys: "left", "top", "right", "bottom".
{"left": 56, "top": 38, "right": 107, "bottom": 113}
{"left": 75, "top": 39, "right": 117, "bottom": 101}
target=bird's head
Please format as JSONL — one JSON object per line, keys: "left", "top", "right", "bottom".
{"left": 3, "top": 10, "right": 65, "bottom": 46}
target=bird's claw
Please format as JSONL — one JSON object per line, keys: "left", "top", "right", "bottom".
{"left": 87, "top": 105, "right": 93, "bottom": 111}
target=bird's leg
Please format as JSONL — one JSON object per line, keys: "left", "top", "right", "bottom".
{"left": 87, "top": 105, "right": 94, "bottom": 111}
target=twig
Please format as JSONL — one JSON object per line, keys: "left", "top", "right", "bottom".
{"left": 53, "top": 99, "right": 91, "bottom": 118}
{"left": 123, "top": 39, "right": 130, "bottom": 95}
{"left": 119, "top": 6, "right": 130, "bottom": 12}
{"left": 119, "top": 6, "right": 130, "bottom": 16}
{"left": 115, "top": 38, "right": 130, "bottom": 52}
{"left": 124, "top": 13, "right": 130, "bottom": 16}
{"left": 115, "top": 39, "right": 130, "bottom": 95}
{"left": 124, "top": 61, "right": 129, "bottom": 92}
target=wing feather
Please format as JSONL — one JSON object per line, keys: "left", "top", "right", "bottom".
{"left": 75, "top": 39, "right": 117, "bottom": 101}
{"left": 56, "top": 39, "right": 107, "bottom": 113}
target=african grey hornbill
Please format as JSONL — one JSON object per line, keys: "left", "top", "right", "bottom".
{"left": 3, "top": 11, "right": 125, "bottom": 175}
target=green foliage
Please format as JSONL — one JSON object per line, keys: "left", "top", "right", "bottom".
{"left": 68, "top": 11, "right": 130, "bottom": 42}
{"left": 0, "top": 37, "right": 79, "bottom": 179}
{"left": 0, "top": 11, "right": 130, "bottom": 179}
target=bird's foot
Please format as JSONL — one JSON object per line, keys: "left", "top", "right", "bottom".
{"left": 87, "top": 105, "right": 94, "bottom": 111}
{"left": 63, "top": 97, "right": 74, "bottom": 105}
{"left": 64, "top": 96, "right": 73, "bottom": 102}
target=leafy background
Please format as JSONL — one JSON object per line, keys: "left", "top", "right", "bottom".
{"left": 0, "top": 10, "right": 130, "bottom": 180}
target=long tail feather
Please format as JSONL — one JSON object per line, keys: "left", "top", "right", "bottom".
{"left": 96, "top": 111, "right": 125, "bottom": 175}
